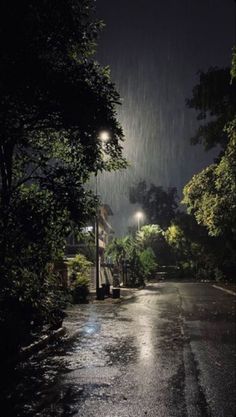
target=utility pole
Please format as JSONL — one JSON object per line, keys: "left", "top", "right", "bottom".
{"left": 95, "top": 174, "right": 100, "bottom": 300}
{"left": 94, "top": 130, "right": 109, "bottom": 300}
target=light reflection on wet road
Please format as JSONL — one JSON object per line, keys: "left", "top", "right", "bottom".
{"left": 1, "top": 283, "right": 236, "bottom": 417}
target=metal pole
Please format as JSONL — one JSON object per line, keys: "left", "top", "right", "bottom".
{"left": 95, "top": 213, "right": 100, "bottom": 299}
{"left": 95, "top": 174, "right": 100, "bottom": 299}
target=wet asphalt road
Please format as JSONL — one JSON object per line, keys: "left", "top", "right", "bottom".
{"left": 1, "top": 282, "right": 236, "bottom": 417}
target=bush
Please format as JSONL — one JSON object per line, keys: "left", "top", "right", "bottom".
{"left": 0, "top": 267, "right": 67, "bottom": 355}
{"left": 72, "top": 276, "right": 90, "bottom": 303}
{"left": 67, "top": 254, "right": 92, "bottom": 303}
{"left": 139, "top": 248, "right": 157, "bottom": 280}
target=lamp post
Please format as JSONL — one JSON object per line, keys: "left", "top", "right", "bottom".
{"left": 95, "top": 130, "right": 110, "bottom": 300}
{"left": 135, "top": 211, "right": 144, "bottom": 231}
{"left": 95, "top": 174, "right": 100, "bottom": 300}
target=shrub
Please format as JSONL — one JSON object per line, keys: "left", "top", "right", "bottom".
{"left": 72, "top": 276, "right": 90, "bottom": 303}
{"left": 67, "top": 254, "right": 92, "bottom": 303}
{"left": 0, "top": 267, "right": 67, "bottom": 354}
{"left": 139, "top": 248, "right": 157, "bottom": 280}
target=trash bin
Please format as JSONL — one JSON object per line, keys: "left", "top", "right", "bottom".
{"left": 104, "top": 283, "right": 110, "bottom": 296}
{"left": 97, "top": 287, "right": 105, "bottom": 300}
{"left": 113, "top": 273, "right": 120, "bottom": 287}
{"left": 112, "top": 288, "right": 120, "bottom": 299}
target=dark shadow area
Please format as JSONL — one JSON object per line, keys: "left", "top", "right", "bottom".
{"left": 104, "top": 336, "right": 138, "bottom": 366}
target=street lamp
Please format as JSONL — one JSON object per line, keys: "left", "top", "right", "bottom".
{"left": 95, "top": 130, "right": 110, "bottom": 300}
{"left": 95, "top": 175, "right": 100, "bottom": 300}
{"left": 99, "top": 130, "right": 110, "bottom": 143}
{"left": 135, "top": 211, "right": 144, "bottom": 231}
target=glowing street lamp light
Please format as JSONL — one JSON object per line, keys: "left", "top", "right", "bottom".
{"left": 135, "top": 211, "right": 144, "bottom": 231}
{"left": 99, "top": 130, "right": 110, "bottom": 143}
{"left": 95, "top": 130, "right": 110, "bottom": 300}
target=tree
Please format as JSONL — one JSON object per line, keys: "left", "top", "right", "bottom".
{"left": 186, "top": 66, "right": 236, "bottom": 151}
{"left": 105, "top": 237, "right": 127, "bottom": 267}
{"left": 106, "top": 235, "right": 157, "bottom": 286}
{"left": 0, "top": 0, "right": 126, "bottom": 261}
{"left": 139, "top": 248, "right": 157, "bottom": 280}
{"left": 183, "top": 50, "right": 236, "bottom": 241}
{"left": 136, "top": 224, "right": 163, "bottom": 248}
{"left": 0, "top": 0, "right": 126, "bottom": 267}
{"left": 106, "top": 236, "right": 143, "bottom": 286}
{"left": 182, "top": 50, "right": 236, "bottom": 279}
{"left": 182, "top": 122, "right": 236, "bottom": 240}
{"left": 136, "top": 224, "right": 174, "bottom": 266}
{"left": 129, "top": 181, "right": 178, "bottom": 229}
{"left": 231, "top": 47, "right": 236, "bottom": 81}
{"left": 165, "top": 213, "right": 225, "bottom": 279}
{"left": 67, "top": 254, "right": 92, "bottom": 303}
{"left": 0, "top": 0, "right": 126, "bottom": 351}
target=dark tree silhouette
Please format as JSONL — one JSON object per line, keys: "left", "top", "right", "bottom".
{"left": 186, "top": 67, "right": 236, "bottom": 151}
{"left": 0, "top": 0, "right": 126, "bottom": 351}
{"left": 129, "top": 180, "right": 178, "bottom": 229}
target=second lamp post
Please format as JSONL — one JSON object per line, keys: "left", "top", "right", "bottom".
{"left": 95, "top": 130, "right": 110, "bottom": 300}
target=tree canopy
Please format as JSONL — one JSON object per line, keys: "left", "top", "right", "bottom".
{"left": 0, "top": 0, "right": 126, "bottom": 350}
{"left": 182, "top": 49, "right": 236, "bottom": 279}
{"left": 129, "top": 181, "right": 178, "bottom": 229}
{"left": 106, "top": 233, "right": 157, "bottom": 286}
{"left": 0, "top": 0, "right": 126, "bottom": 266}
{"left": 186, "top": 66, "right": 236, "bottom": 151}
{"left": 182, "top": 121, "right": 236, "bottom": 239}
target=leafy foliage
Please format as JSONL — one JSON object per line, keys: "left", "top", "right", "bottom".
{"left": 136, "top": 224, "right": 163, "bottom": 248}
{"left": 0, "top": 0, "right": 126, "bottom": 237}
{"left": 139, "top": 248, "right": 157, "bottom": 279}
{"left": 231, "top": 47, "right": 236, "bottom": 81}
{"left": 136, "top": 224, "right": 174, "bottom": 266}
{"left": 0, "top": 266, "right": 67, "bottom": 354}
{"left": 106, "top": 236, "right": 148, "bottom": 286}
{"left": 182, "top": 121, "right": 236, "bottom": 239}
{"left": 67, "top": 254, "right": 92, "bottom": 303}
{"left": 67, "top": 254, "right": 92, "bottom": 284}
{"left": 186, "top": 67, "right": 236, "bottom": 151}
{"left": 105, "top": 237, "right": 126, "bottom": 266}
{"left": 165, "top": 213, "right": 228, "bottom": 280}
{"left": 0, "top": 0, "right": 126, "bottom": 351}
{"left": 182, "top": 50, "right": 236, "bottom": 280}
{"left": 106, "top": 225, "right": 175, "bottom": 286}
{"left": 129, "top": 181, "right": 178, "bottom": 229}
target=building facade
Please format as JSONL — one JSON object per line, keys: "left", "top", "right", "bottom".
{"left": 64, "top": 204, "right": 114, "bottom": 290}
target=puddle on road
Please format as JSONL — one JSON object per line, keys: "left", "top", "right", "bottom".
{"left": 34, "top": 382, "right": 114, "bottom": 417}
{"left": 80, "top": 322, "right": 101, "bottom": 336}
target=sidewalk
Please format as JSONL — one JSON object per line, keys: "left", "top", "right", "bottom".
{"left": 10, "top": 287, "right": 138, "bottom": 362}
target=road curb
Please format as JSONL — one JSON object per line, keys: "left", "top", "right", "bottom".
{"left": 3, "top": 327, "right": 67, "bottom": 368}
{"left": 20, "top": 327, "right": 66, "bottom": 358}
{"left": 212, "top": 285, "right": 236, "bottom": 296}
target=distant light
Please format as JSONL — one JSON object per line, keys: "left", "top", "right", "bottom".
{"left": 135, "top": 211, "right": 144, "bottom": 231}
{"left": 99, "top": 130, "right": 110, "bottom": 142}
{"left": 135, "top": 211, "right": 144, "bottom": 220}
{"left": 82, "top": 226, "right": 93, "bottom": 233}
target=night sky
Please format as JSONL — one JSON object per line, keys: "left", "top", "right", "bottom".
{"left": 95, "top": 0, "right": 235, "bottom": 235}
